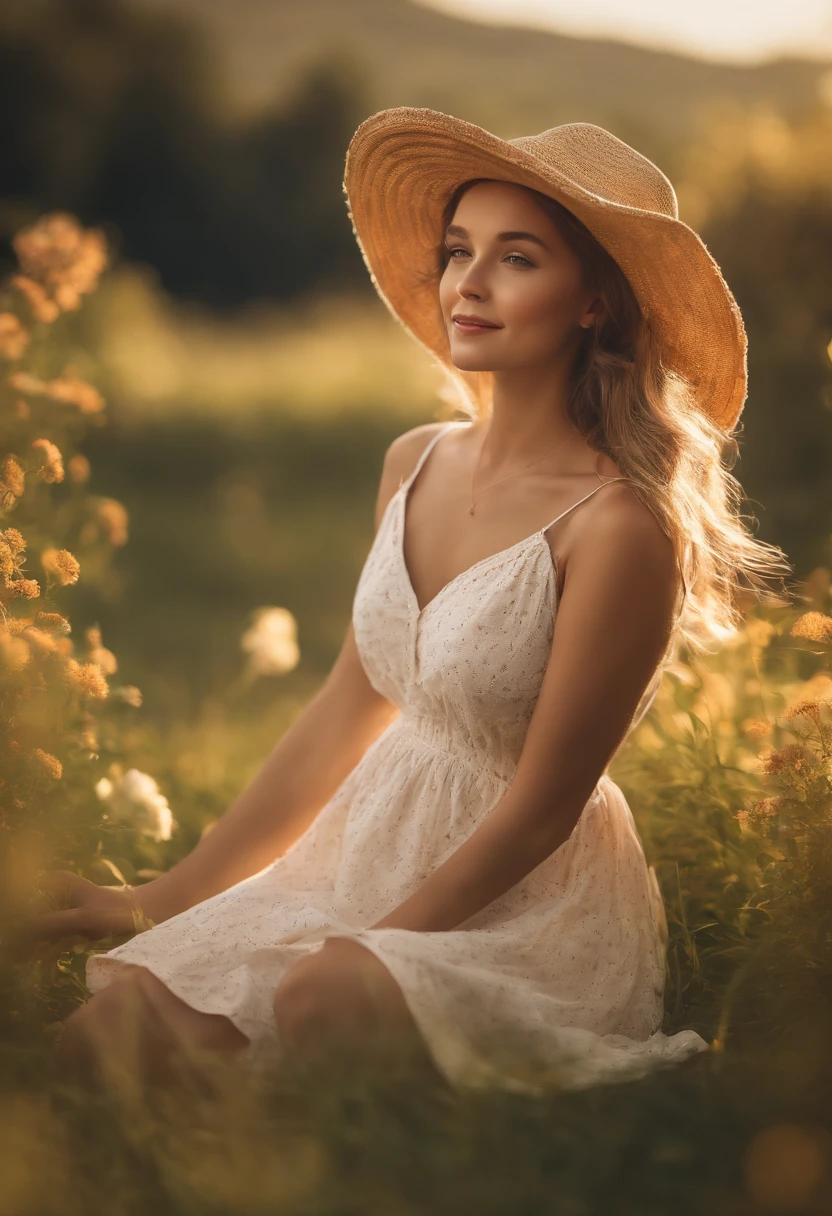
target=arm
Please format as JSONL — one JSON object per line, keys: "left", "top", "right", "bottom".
{"left": 140, "top": 426, "right": 445, "bottom": 924}
{"left": 365, "top": 486, "right": 680, "bottom": 934}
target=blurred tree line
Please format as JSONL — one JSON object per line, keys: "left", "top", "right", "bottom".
{"left": 0, "top": 0, "right": 371, "bottom": 310}
{"left": 1, "top": 0, "right": 830, "bottom": 576}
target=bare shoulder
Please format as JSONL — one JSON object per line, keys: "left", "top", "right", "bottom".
{"left": 563, "top": 480, "right": 680, "bottom": 614}
{"left": 371, "top": 422, "right": 448, "bottom": 533}
{"left": 382, "top": 421, "right": 449, "bottom": 486}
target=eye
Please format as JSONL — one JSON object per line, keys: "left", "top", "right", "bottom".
{"left": 445, "top": 247, "right": 534, "bottom": 268}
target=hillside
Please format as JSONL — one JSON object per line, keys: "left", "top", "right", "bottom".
{"left": 135, "top": 0, "right": 831, "bottom": 170}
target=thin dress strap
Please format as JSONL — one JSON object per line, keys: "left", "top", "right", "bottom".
{"left": 400, "top": 421, "right": 468, "bottom": 492}
{"left": 540, "top": 476, "right": 630, "bottom": 534}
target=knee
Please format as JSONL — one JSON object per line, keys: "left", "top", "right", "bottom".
{"left": 57, "top": 972, "right": 147, "bottom": 1077}
{"left": 273, "top": 947, "right": 380, "bottom": 1057}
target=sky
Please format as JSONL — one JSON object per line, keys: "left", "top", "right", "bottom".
{"left": 423, "top": 0, "right": 832, "bottom": 64}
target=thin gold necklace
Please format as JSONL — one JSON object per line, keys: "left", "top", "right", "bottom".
{"left": 469, "top": 431, "right": 580, "bottom": 515}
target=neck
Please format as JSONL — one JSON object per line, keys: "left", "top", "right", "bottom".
{"left": 476, "top": 363, "right": 591, "bottom": 475}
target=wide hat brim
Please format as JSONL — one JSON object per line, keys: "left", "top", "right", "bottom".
{"left": 343, "top": 107, "right": 748, "bottom": 432}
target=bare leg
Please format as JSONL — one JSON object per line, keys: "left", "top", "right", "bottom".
{"left": 273, "top": 939, "right": 452, "bottom": 1091}
{"left": 56, "top": 964, "right": 249, "bottom": 1098}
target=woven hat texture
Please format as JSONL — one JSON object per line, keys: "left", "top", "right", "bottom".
{"left": 343, "top": 107, "right": 748, "bottom": 432}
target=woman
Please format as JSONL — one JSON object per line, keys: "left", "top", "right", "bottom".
{"left": 32, "top": 109, "right": 792, "bottom": 1095}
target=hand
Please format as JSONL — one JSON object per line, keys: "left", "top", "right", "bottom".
{"left": 21, "top": 870, "right": 151, "bottom": 942}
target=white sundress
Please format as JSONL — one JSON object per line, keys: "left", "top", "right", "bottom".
{"left": 86, "top": 419, "right": 710, "bottom": 1094}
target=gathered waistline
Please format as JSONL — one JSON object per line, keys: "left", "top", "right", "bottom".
{"left": 388, "top": 713, "right": 612, "bottom": 807}
{"left": 391, "top": 714, "right": 512, "bottom": 789}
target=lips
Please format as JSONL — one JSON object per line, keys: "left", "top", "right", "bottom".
{"left": 452, "top": 314, "right": 502, "bottom": 331}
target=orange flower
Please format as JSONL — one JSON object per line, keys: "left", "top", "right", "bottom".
{"left": 95, "top": 498, "right": 128, "bottom": 546}
{"left": 44, "top": 367, "right": 105, "bottom": 414}
{"left": 741, "top": 716, "right": 772, "bottom": 739}
{"left": 11, "top": 275, "right": 61, "bottom": 324}
{"left": 63, "top": 657, "right": 108, "bottom": 699}
{"left": 782, "top": 696, "right": 832, "bottom": 723}
{"left": 0, "top": 630, "right": 30, "bottom": 672}
{"left": 36, "top": 611, "right": 71, "bottom": 634}
{"left": 67, "top": 454, "right": 90, "bottom": 484}
{"left": 0, "top": 456, "right": 25, "bottom": 501}
{"left": 41, "top": 547, "right": 80, "bottom": 586}
{"left": 32, "top": 748, "right": 62, "bottom": 780}
{"left": 0, "top": 313, "right": 30, "bottom": 360}
{"left": 6, "top": 578, "right": 40, "bottom": 600}
{"left": 790, "top": 612, "right": 832, "bottom": 643}
{"left": 30, "top": 438, "right": 65, "bottom": 484}
{"left": 12, "top": 213, "right": 107, "bottom": 312}
{"left": 759, "top": 742, "right": 810, "bottom": 775}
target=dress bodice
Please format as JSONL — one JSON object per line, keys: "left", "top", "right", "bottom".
{"left": 352, "top": 421, "right": 662, "bottom": 785}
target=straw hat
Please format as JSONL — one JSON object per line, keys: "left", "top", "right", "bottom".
{"left": 343, "top": 107, "right": 748, "bottom": 432}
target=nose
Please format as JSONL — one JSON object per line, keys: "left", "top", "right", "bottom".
{"left": 457, "top": 261, "right": 489, "bottom": 302}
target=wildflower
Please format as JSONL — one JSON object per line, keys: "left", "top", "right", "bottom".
{"left": 111, "top": 684, "right": 142, "bottom": 707}
{"left": 782, "top": 696, "right": 832, "bottom": 723}
{"left": 67, "top": 454, "right": 90, "bottom": 484}
{"left": 35, "top": 611, "right": 71, "bottom": 634}
{"left": 84, "top": 625, "right": 117, "bottom": 675}
{"left": 63, "top": 657, "right": 108, "bottom": 699}
{"left": 0, "top": 313, "right": 30, "bottom": 360}
{"left": 752, "top": 796, "right": 783, "bottom": 818}
{"left": 0, "top": 630, "right": 30, "bottom": 672}
{"left": 95, "top": 498, "right": 128, "bottom": 546}
{"left": 734, "top": 809, "right": 751, "bottom": 829}
{"left": 759, "top": 742, "right": 810, "bottom": 775}
{"left": 1, "top": 528, "right": 25, "bottom": 556}
{"left": 790, "top": 612, "right": 832, "bottom": 643}
{"left": 741, "top": 716, "right": 772, "bottom": 739}
{"left": 11, "top": 275, "right": 60, "bottom": 324}
{"left": 12, "top": 213, "right": 107, "bottom": 312}
{"left": 95, "top": 769, "right": 175, "bottom": 842}
{"left": 8, "top": 371, "right": 48, "bottom": 397}
{"left": 0, "top": 456, "right": 26, "bottom": 501}
{"left": 32, "top": 749, "right": 62, "bottom": 780}
{"left": 30, "top": 438, "right": 65, "bottom": 484}
{"left": 6, "top": 578, "right": 40, "bottom": 600}
{"left": 41, "top": 547, "right": 80, "bottom": 586}
{"left": 240, "top": 606, "right": 300, "bottom": 676}
{"left": 23, "top": 626, "right": 59, "bottom": 656}
{"left": 44, "top": 367, "right": 105, "bottom": 414}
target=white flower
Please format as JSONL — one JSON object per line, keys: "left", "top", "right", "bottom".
{"left": 240, "top": 606, "right": 300, "bottom": 677}
{"left": 95, "top": 768, "right": 175, "bottom": 841}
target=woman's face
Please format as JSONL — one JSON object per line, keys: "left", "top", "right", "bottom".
{"left": 438, "top": 180, "right": 599, "bottom": 374}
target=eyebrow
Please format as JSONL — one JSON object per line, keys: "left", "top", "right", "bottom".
{"left": 444, "top": 223, "right": 550, "bottom": 251}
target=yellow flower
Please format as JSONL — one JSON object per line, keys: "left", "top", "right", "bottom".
{"left": 0, "top": 313, "right": 30, "bottom": 360}
{"left": 30, "top": 438, "right": 65, "bottom": 484}
{"left": 41, "top": 547, "right": 80, "bottom": 586}
{"left": 1, "top": 528, "right": 25, "bottom": 555}
{"left": 790, "top": 612, "right": 832, "bottom": 643}
{"left": 32, "top": 749, "right": 62, "bottom": 779}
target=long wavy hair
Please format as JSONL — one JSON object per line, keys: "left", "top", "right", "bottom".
{"left": 435, "top": 178, "right": 795, "bottom": 656}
